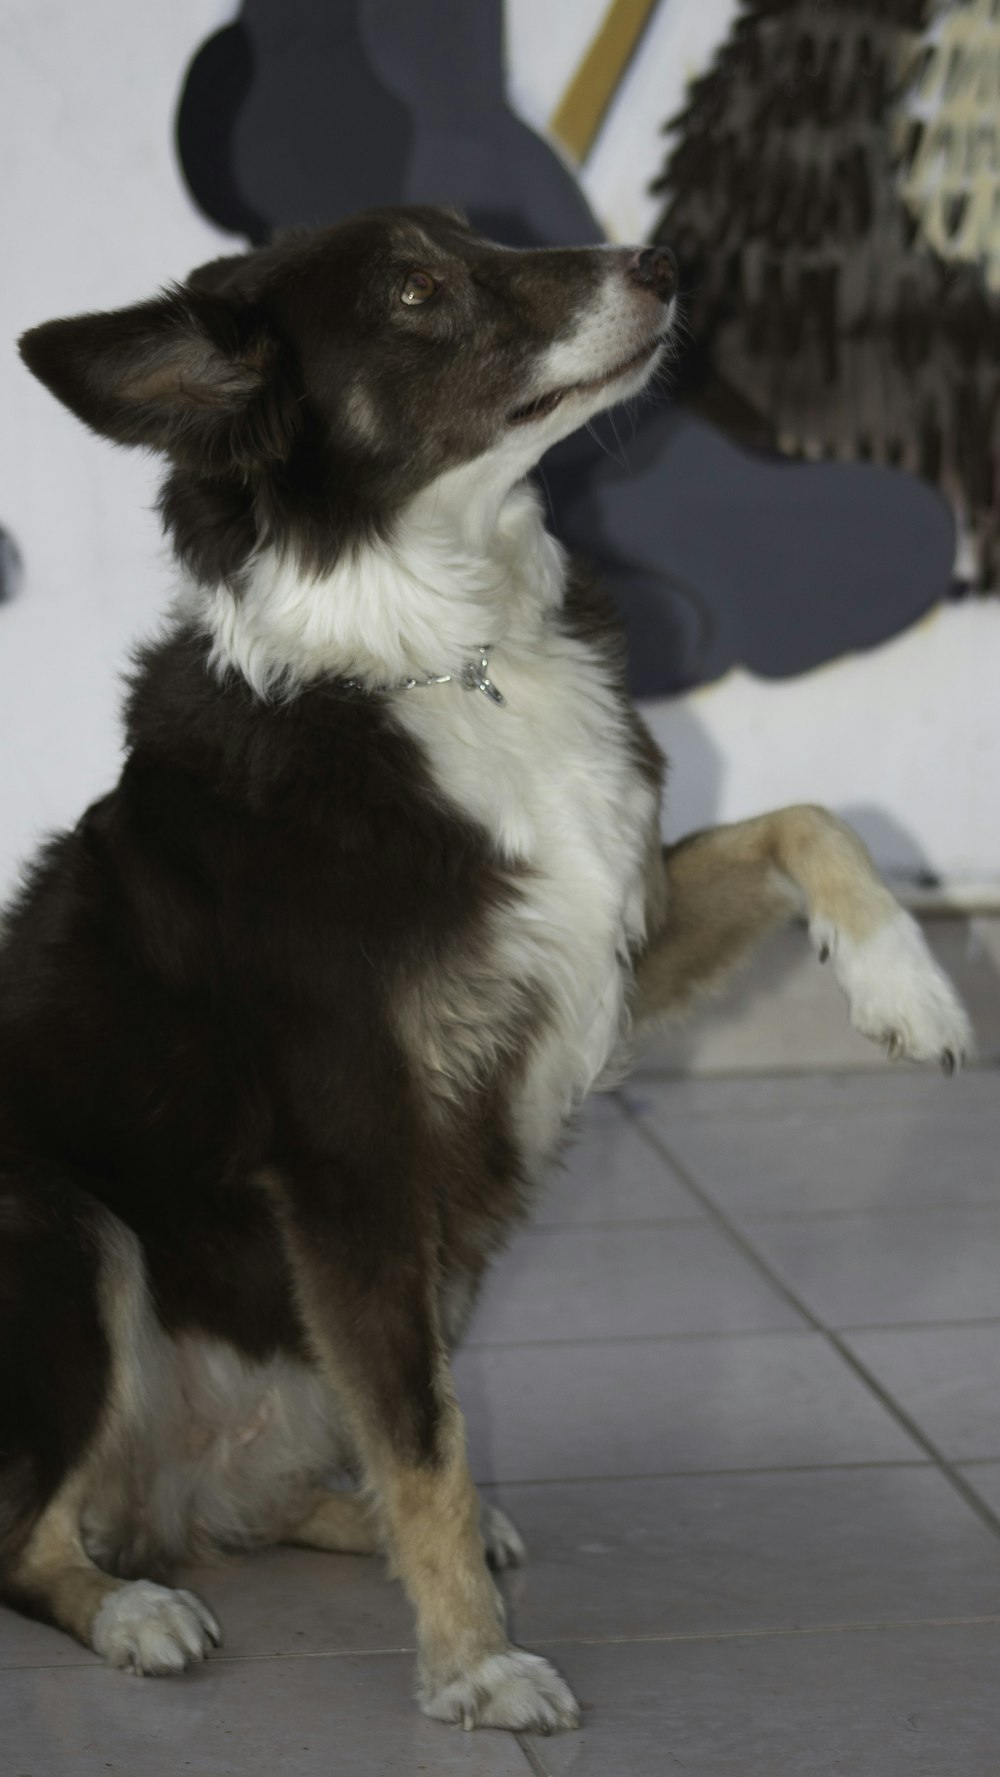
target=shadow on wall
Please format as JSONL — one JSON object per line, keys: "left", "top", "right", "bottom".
{"left": 645, "top": 700, "right": 725, "bottom": 843}
{"left": 175, "top": 0, "right": 958, "bottom": 703}
{"left": 642, "top": 717, "right": 972, "bottom": 906}
{"left": 0, "top": 528, "right": 22, "bottom": 604}
{"left": 838, "top": 807, "right": 946, "bottom": 887}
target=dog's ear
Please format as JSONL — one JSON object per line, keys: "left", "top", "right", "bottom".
{"left": 18, "top": 286, "right": 289, "bottom": 471}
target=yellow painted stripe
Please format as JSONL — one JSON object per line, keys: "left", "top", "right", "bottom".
{"left": 550, "top": 0, "right": 661, "bottom": 164}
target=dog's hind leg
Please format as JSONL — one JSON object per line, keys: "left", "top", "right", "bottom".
{"left": 286, "top": 1488, "right": 526, "bottom": 1570}
{"left": 8, "top": 1477, "right": 220, "bottom": 1676}
{"left": 284, "top": 1490, "right": 382, "bottom": 1555}
{"left": 636, "top": 805, "right": 971, "bottom": 1068}
{"left": 0, "top": 1172, "right": 220, "bottom": 1673}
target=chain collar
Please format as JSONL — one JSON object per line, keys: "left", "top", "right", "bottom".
{"left": 345, "top": 644, "right": 505, "bottom": 706}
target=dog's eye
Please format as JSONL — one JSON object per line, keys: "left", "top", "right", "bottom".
{"left": 400, "top": 271, "right": 437, "bottom": 306}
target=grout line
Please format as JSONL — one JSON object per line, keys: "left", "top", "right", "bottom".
{"left": 529, "top": 1613, "right": 1000, "bottom": 1652}
{"left": 621, "top": 1101, "right": 1000, "bottom": 1548}
{"left": 621, "top": 1091, "right": 999, "bottom": 1129}
{"left": 463, "top": 1325, "right": 809, "bottom": 1352}
{"left": 8, "top": 1613, "right": 1000, "bottom": 1678}
{"left": 0, "top": 1642, "right": 417, "bottom": 1673}
{"left": 739, "top": 1204, "right": 1000, "bottom": 1223}
{"left": 836, "top": 1316, "right": 1000, "bottom": 1335}
{"left": 468, "top": 1321, "right": 1000, "bottom": 1354}
{"left": 518, "top": 1215, "right": 707, "bottom": 1234}
{"left": 627, "top": 1058, "right": 1000, "bottom": 1088}
{"left": 466, "top": 1315, "right": 1000, "bottom": 1351}
{"left": 464, "top": 1327, "right": 821, "bottom": 1355}
{"left": 473, "top": 1459, "right": 932, "bottom": 1490}
{"left": 516, "top": 1731, "right": 553, "bottom": 1777}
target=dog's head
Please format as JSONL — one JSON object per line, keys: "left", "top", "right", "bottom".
{"left": 20, "top": 206, "right": 676, "bottom": 579}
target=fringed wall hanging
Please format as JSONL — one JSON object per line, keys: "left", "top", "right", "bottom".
{"left": 652, "top": 0, "right": 1000, "bottom": 587}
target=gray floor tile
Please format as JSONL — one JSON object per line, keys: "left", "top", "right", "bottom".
{"left": 534, "top": 1097, "right": 701, "bottom": 1226}
{"left": 629, "top": 1083, "right": 1000, "bottom": 1217}
{"left": 466, "top": 1223, "right": 802, "bottom": 1345}
{"left": 184, "top": 1545, "right": 413, "bottom": 1662}
{"left": 523, "top": 1624, "right": 1000, "bottom": 1777}
{"left": 845, "top": 1325, "right": 1000, "bottom": 1461}
{"left": 625, "top": 1063, "right": 999, "bottom": 1127}
{"left": 483, "top": 1465, "right": 1000, "bottom": 1644}
{"left": 0, "top": 1546, "right": 415, "bottom": 1674}
{"left": 0, "top": 1651, "right": 532, "bottom": 1777}
{"left": 958, "top": 1463, "right": 1000, "bottom": 1521}
{"left": 631, "top": 915, "right": 1000, "bottom": 1076}
{"left": 455, "top": 1332, "right": 915, "bottom": 1484}
{"left": 0, "top": 1604, "right": 92, "bottom": 1671}
{"left": 735, "top": 1209, "right": 1000, "bottom": 1328}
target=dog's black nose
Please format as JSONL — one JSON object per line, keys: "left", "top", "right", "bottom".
{"left": 627, "top": 246, "right": 678, "bottom": 303}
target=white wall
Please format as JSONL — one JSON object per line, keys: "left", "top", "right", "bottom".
{"left": 647, "top": 603, "right": 1000, "bottom": 882}
{"left": 0, "top": 0, "right": 236, "bottom": 895}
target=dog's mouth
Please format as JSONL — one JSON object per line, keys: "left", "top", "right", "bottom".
{"left": 507, "top": 336, "right": 663, "bottom": 427}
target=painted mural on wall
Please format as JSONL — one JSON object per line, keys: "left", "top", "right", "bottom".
{"left": 170, "top": 1, "right": 973, "bottom": 692}
{"left": 653, "top": 0, "right": 1000, "bottom": 588}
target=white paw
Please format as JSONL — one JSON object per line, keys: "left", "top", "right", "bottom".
{"left": 92, "top": 1580, "right": 221, "bottom": 1676}
{"left": 421, "top": 1648, "right": 579, "bottom": 1733}
{"left": 814, "top": 911, "right": 973, "bottom": 1069}
{"left": 480, "top": 1501, "right": 527, "bottom": 1571}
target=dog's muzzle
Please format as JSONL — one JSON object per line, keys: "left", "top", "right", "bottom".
{"left": 626, "top": 247, "right": 678, "bottom": 305}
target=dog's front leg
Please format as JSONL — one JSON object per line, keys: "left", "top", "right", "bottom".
{"left": 263, "top": 1166, "right": 577, "bottom": 1734}
{"left": 636, "top": 806, "right": 972, "bottom": 1068}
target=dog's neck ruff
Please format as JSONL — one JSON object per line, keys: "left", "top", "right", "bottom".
{"left": 345, "top": 644, "right": 505, "bottom": 706}
{"left": 191, "top": 458, "right": 566, "bottom": 705}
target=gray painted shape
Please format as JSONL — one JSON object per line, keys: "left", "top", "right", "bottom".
{"left": 357, "top": 0, "right": 602, "bottom": 246}
{"left": 543, "top": 407, "right": 956, "bottom": 694}
{"left": 226, "top": 0, "right": 600, "bottom": 247}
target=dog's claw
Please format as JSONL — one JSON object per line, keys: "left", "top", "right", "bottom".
{"left": 818, "top": 943, "right": 830, "bottom": 963}
{"left": 941, "top": 1048, "right": 956, "bottom": 1076}
{"left": 885, "top": 1031, "right": 903, "bottom": 1060}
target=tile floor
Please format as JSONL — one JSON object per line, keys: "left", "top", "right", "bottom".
{"left": 3, "top": 1063, "right": 1000, "bottom": 1775}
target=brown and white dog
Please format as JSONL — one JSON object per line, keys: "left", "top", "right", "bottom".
{"left": 2, "top": 207, "right": 970, "bottom": 1733}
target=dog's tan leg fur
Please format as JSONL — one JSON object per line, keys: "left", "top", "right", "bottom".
{"left": 320, "top": 1381, "right": 573, "bottom": 1728}
{"left": 636, "top": 805, "right": 971, "bottom": 1066}
{"left": 265, "top": 1178, "right": 578, "bottom": 1732}
{"left": 4, "top": 1212, "right": 221, "bottom": 1676}
{"left": 10, "top": 1476, "right": 120, "bottom": 1645}
{"left": 285, "top": 1490, "right": 382, "bottom": 1555}
{"left": 9, "top": 1470, "right": 220, "bottom": 1675}
{"left": 285, "top": 1486, "right": 526, "bottom": 1572}
{"left": 377, "top": 1401, "right": 504, "bottom": 1664}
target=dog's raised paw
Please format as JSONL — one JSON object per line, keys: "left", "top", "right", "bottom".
{"left": 91, "top": 1580, "right": 221, "bottom": 1675}
{"left": 421, "top": 1649, "right": 579, "bottom": 1733}
{"left": 480, "top": 1501, "right": 527, "bottom": 1571}
{"left": 814, "top": 911, "right": 973, "bottom": 1069}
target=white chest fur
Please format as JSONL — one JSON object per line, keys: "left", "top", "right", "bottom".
{"left": 201, "top": 473, "right": 660, "bottom": 1162}
{"left": 391, "top": 603, "right": 658, "bottom": 1162}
